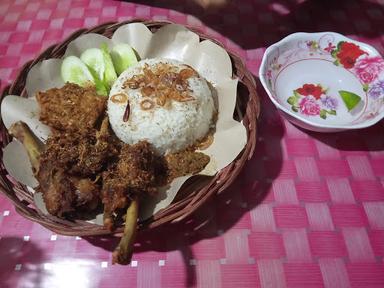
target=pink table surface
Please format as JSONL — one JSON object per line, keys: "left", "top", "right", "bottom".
{"left": 1, "top": 0, "right": 384, "bottom": 287}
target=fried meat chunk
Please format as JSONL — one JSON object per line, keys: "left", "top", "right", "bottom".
{"left": 35, "top": 117, "right": 118, "bottom": 217}
{"left": 9, "top": 121, "right": 101, "bottom": 217}
{"left": 36, "top": 158, "right": 100, "bottom": 217}
{"left": 101, "top": 141, "right": 166, "bottom": 230}
{"left": 43, "top": 117, "right": 120, "bottom": 177}
{"left": 36, "top": 83, "right": 107, "bottom": 133}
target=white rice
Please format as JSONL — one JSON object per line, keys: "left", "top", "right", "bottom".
{"left": 108, "top": 58, "right": 215, "bottom": 155}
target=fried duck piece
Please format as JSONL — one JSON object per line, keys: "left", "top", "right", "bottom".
{"left": 38, "top": 117, "right": 118, "bottom": 216}
{"left": 102, "top": 141, "right": 165, "bottom": 229}
{"left": 43, "top": 117, "right": 120, "bottom": 177}
{"left": 36, "top": 83, "right": 107, "bottom": 133}
{"left": 102, "top": 141, "right": 167, "bottom": 264}
{"left": 36, "top": 158, "right": 100, "bottom": 217}
{"left": 9, "top": 121, "right": 101, "bottom": 217}
{"left": 37, "top": 119, "right": 120, "bottom": 216}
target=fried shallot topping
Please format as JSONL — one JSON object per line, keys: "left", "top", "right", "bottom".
{"left": 123, "top": 63, "right": 198, "bottom": 110}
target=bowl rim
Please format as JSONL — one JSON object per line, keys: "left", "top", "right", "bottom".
{"left": 259, "top": 31, "right": 384, "bottom": 130}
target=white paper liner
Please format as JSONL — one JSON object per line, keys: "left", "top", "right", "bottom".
{"left": 111, "top": 23, "right": 156, "bottom": 59}
{"left": 1, "top": 95, "right": 50, "bottom": 142}
{"left": 184, "top": 40, "right": 233, "bottom": 86}
{"left": 3, "top": 140, "right": 38, "bottom": 188}
{"left": 26, "top": 59, "right": 65, "bottom": 99}
{"left": 1, "top": 23, "right": 247, "bottom": 223}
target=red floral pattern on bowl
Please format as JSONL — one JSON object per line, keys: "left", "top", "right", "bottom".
{"left": 288, "top": 84, "right": 338, "bottom": 120}
{"left": 333, "top": 42, "right": 367, "bottom": 69}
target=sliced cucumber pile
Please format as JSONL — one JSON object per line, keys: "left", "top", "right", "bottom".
{"left": 61, "top": 43, "right": 138, "bottom": 96}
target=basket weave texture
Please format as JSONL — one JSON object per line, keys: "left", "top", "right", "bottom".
{"left": 0, "top": 20, "right": 260, "bottom": 236}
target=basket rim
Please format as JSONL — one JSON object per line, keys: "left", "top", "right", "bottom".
{"left": 0, "top": 19, "right": 260, "bottom": 236}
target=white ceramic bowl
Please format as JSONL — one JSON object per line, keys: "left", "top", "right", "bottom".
{"left": 259, "top": 32, "right": 384, "bottom": 132}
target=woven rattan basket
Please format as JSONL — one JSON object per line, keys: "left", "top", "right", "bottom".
{"left": 0, "top": 20, "right": 260, "bottom": 236}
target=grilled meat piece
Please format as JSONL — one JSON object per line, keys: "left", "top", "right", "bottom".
{"left": 36, "top": 83, "right": 107, "bottom": 133}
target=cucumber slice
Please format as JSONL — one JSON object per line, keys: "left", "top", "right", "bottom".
{"left": 110, "top": 43, "right": 138, "bottom": 75}
{"left": 61, "top": 56, "right": 95, "bottom": 87}
{"left": 87, "top": 66, "right": 108, "bottom": 96}
{"left": 80, "top": 48, "right": 105, "bottom": 84}
{"left": 80, "top": 48, "right": 109, "bottom": 96}
{"left": 100, "top": 43, "right": 117, "bottom": 89}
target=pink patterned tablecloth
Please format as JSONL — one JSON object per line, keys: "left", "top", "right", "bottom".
{"left": 1, "top": 0, "right": 384, "bottom": 287}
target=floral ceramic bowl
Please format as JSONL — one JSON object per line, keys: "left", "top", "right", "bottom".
{"left": 259, "top": 32, "right": 384, "bottom": 132}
